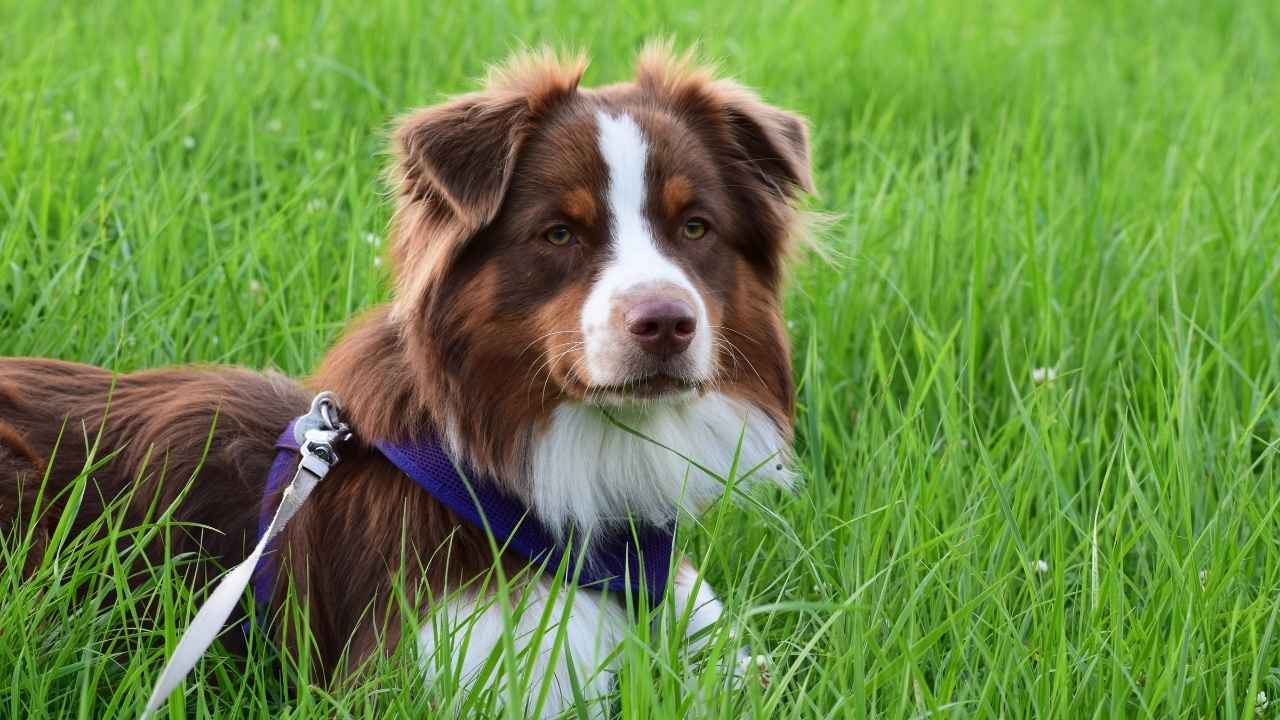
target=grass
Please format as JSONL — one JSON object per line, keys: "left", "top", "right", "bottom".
{"left": 2, "top": 0, "right": 1280, "bottom": 717}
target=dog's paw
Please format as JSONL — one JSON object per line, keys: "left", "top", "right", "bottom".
{"left": 734, "top": 651, "right": 771, "bottom": 690}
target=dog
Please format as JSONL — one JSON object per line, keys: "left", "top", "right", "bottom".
{"left": 0, "top": 45, "right": 812, "bottom": 716}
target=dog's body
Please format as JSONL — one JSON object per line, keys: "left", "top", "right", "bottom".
{"left": 0, "top": 46, "right": 811, "bottom": 715}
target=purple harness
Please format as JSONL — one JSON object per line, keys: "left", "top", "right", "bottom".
{"left": 252, "top": 420, "right": 675, "bottom": 615}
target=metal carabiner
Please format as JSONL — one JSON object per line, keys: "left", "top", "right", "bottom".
{"left": 293, "top": 392, "right": 351, "bottom": 445}
{"left": 294, "top": 392, "right": 352, "bottom": 472}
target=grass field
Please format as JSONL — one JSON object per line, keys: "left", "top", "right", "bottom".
{"left": 3, "top": 0, "right": 1280, "bottom": 717}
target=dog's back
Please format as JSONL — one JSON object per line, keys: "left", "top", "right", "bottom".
{"left": 0, "top": 358, "right": 309, "bottom": 572}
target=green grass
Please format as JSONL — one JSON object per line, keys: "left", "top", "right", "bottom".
{"left": 3, "top": 0, "right": 1280, "bottom": 717}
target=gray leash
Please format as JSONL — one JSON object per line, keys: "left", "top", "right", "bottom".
{"left": 141, "top": 392, "right": 350, "bottom": 718}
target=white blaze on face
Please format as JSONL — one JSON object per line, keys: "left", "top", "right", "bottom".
{"left": 580, "top": 110, "right": 712, "bottom": 388}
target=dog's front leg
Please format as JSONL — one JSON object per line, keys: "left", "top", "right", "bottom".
{"left": 418, "top": 580, "right": 627, "bottom": 719}
{"left": 670, "top": 559, "right": 770, "bottom": 688}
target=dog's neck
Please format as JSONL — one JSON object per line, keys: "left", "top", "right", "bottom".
{"left": 310, "top": 306, "right": 792, "bottom": 541}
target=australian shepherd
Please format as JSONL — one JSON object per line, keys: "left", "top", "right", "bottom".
{"left": 0, "top": 45, "right": 812, "bottom": 715}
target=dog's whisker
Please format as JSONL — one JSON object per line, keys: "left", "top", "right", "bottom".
{"left": 711, "top": 324, "right": 761, "bottom": 347}
{"left": 537, "top": 344, "right": 587, "bottom": 401}
{"left": 526, "top": 340, "right": 585, "bottom": 387}
{"left": 516, "top": 329, "right": 583, "bottom": 360}
{"left": 716, "top": 335, "right": 767, "bottom": 390}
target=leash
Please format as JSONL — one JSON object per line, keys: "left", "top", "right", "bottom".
{"left": 141, "top": 392, "right": 351, "bottom": 719}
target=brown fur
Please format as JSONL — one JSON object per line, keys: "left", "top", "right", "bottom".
{"left": 0, "top": 361, "right": 306, "bottom": 593}
{"left": 0, "top": 45, "right": 811, "bottom": 681}
{"left": 562, "top": 187, "right": 598, "bottom": 225}
{"left": 0, "top": 410, "right": 46, "bottom": 573}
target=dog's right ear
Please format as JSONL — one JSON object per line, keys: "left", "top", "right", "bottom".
{"left": 392, "top": 50, "right": 586, "bottom": 230}
{"left": 392, "top": 94, "right": 528, "bottom": 230}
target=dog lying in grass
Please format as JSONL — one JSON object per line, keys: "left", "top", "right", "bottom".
{"left": 0, "top": 44, "right": 812, "bottom": 716}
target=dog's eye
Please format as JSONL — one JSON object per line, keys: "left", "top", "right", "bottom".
{"left": 682, "top": 218, "right": 708, "bottom": 240}
{"left": 544, "top": 225, "right": 574, "bottom": 246}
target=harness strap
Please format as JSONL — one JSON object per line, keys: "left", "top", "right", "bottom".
{"left": 375, "top": 438, "right": 675, "bottom": 603}
{"left": 141, "top": 393, "right": 349, "bottom": 719}
{"left": 255, "top": 423, "right": 676, "bottom": 611}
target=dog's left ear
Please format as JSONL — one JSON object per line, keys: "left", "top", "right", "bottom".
{"left": 392, "top": 50, "right": 586, "bottom": 230}
{"left": 634, "top": 44, "right": 813, "bottom": 201}
{"left": 719, "top": 95, "right": 813, "bottom": 198}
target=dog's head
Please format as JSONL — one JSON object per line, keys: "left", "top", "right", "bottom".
{"left": 383, "top": 45, "right": 812, "bottom": 536}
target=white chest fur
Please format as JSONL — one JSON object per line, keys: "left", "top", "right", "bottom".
{"left": 524, "top": 392, "right": 792, "bottom": 541}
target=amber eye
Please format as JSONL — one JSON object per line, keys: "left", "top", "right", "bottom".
{"left": 682, "top": 218, "right": 708, "bottom": 240}
{"left": 545, "top": 225, "right": 574, "bottom": 246}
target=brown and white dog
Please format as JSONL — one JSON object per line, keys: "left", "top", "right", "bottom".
{"left": 0, "top": 45, "right": 811, "bottom": 715}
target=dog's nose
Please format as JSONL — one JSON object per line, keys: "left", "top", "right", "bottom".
{"left": 625, "top": 299, "right": 697, "bottom": 358}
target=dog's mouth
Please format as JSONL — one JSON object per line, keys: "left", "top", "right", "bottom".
{"left": 562, "top": 371, "right": 703, "bottom": 404}
{"left": 592, "top": 374, "right": 699, "bottom": 398}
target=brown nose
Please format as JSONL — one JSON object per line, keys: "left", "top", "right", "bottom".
{"left": 625, "top": 299, "right": 696, "bottom": 358}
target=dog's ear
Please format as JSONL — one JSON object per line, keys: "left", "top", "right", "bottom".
{"left": 719, "top": 95, "right": 813, "bottom": 198}
{"left": 392, "top": 50, "right": 586, "bottom": 230}
{"left": 392, "top": 95, "right": 528, "bottom": 230}
{"left": 634, "top": 43, "right": 813, "bottom": 200}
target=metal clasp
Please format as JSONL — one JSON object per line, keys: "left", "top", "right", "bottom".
{"left": 295, "top": 391, "right": 352, "bottom": 473}
{"left": 302, "top": 427, "right": 345, "bottom": 465}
